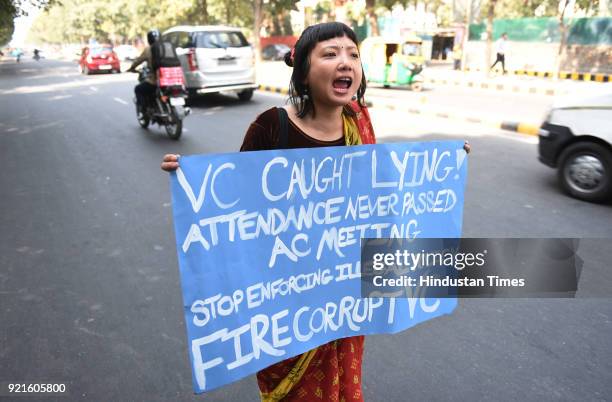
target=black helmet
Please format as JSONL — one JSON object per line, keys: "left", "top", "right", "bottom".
{"left": 147, "top": 29, "right": 160, "bottom": 45}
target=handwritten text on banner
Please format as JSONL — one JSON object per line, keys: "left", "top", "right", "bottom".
{"left": 170, "top": 141, "right": 468, "bottom": 393}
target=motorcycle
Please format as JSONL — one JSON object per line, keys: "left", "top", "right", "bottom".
{"left": 33, "top": 49, "right": 40, "bottom": 61}
{"left": 132, "top": 65, "right": 190, "bottom": 140}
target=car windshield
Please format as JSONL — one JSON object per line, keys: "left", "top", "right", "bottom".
{"left": 90, "top": 46, "right": 113, "bottom": 55}
{"left": 194, "top": 31, "right": 249, "bottom": 48}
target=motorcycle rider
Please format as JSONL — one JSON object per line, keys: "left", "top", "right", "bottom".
{"left": 127, "top": 29, "right": 160, "bottom": 114}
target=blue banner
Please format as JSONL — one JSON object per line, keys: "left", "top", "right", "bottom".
{"left": 170, "top": 141, "right": 468, "bottom": 393}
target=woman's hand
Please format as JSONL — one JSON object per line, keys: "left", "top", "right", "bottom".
{"left": 463, "top": 141, "right": 471, "bottom": 154}
{"left": 161, "top": 154, "right": 180, "bottom": 172}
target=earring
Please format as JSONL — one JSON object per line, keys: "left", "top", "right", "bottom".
{"left": 351, "top": 94, "right": 357, "bottom": 101}
{"left": 302, "top": 87, "right": 309, "bottom": 101}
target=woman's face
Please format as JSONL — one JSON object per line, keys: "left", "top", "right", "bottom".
{"left": 305, "top": 34, "right": 362, "bottom": 108}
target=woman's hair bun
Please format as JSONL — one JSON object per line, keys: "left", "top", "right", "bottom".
{"left": 284, "top": 49, "right": 294, "bottom": 67}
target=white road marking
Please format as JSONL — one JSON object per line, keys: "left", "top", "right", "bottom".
{"left": 113, "top": 97, "right": 128, "bottom": 105}
{"left": 48, "top": 94, "right": 72, "bottom": 101}
{"left": 89, "top": 86, "right": 98, "bottom": 92}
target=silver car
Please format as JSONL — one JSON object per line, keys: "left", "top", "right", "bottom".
{"left": 162, "top": 26, "right": 257, "bottom": 101}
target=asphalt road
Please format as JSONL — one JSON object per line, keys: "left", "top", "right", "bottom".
{"left": 1, "top": 58, "right": 611, "bottom": 402}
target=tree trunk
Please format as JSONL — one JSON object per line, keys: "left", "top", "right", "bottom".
{"left": 253, "top": 0, "right": 263, "bottom": 64}
{"left": 283, "top": 11, "right": 294, "bottom": 36}
{"left": 273, "top": 11, "right": 282, "bottom": 35}
{"left": 461, "top": 0, "right": 472, "bottom": 71}
{"left": 556, "top": 0, "right": 570, "bottom": 77}
{"left": 226, "top": 0, "right": 231, "bottom": 25}
{"left": 366, "top": 0, "right": 379, "bottom": 36}
{"left": 198, "top": 0, "right": 209, "bottom": 25}
{"left": 485, "top": 0, "right": 497, "bottom": 72}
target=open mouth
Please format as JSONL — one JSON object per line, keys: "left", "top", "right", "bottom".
{"left": 332, "top": 77, "right": 352, "bottom": 90}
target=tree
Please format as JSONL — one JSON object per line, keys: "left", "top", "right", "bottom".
{"left": 0, "top": 0, "right": 16, "bottom": 45}
{"left": 1, "top": 0, "right": 59, "bottom": 45}
{"left": 209, "top": 0, "right": 253, "bottom": 27}
{"left": 188, "top": 0, "right": 209, "bottom": 25}
{"left": 253, "top": 0, "right": 263, "bottom": 62}
{"left": 268, "top": 0, "right": 298, "bottom": 34}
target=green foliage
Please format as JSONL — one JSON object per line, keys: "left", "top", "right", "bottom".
{"left": 0, "top": 0, "right": 16, "bottom": 45}
{"left": 27, "top": 0, "right": 295, "bottom": 45}
{"left": 267, "top": 0, "right": 298, "bottom": 35}
{"left": 209, "top": 0, "right": 253, "bottom": 26}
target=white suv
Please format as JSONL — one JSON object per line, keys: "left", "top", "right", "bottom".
{"left": 538, "top": 90, "right": 612, "bottom": 202}
{"left": 162, "top": 26, "right": 257, "bottom": 101}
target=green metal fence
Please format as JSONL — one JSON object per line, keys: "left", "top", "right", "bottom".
{"left": 469, "top": 17, "right": 611, "bottom": 45}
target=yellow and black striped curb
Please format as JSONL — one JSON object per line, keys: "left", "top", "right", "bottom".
{"left": 464, "top": 67, "right": 611, "bottom": 83}
{"left": 257, "top": 85, "right": 290, "bottom": 95}
{"left": 427, "top": 77, "right": 558, "bottom": 96}
{"left": 372, "top": 101, "right": 541, "bottom": 137}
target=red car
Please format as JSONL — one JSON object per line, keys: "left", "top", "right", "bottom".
{"left": 78, "top": 45, "right": 121, "bottom": 74}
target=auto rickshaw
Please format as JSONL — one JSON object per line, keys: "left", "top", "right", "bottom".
{"left": 361, "top": 35, "right": 425, "bottom": 91}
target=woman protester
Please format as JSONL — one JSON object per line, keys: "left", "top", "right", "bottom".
{"left": 162, "top": 22, "right": 469, "bottom": 401}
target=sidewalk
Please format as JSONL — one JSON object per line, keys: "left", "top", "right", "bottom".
{"left": 422, "top": 65, "right": 608, "bottom": 97}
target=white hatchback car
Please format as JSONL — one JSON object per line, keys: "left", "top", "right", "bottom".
{"left": 538, "top": 90, "right": 612, "bottom": 202}
{"left": 162, "top": 26, "right": 257, "bottom": 101}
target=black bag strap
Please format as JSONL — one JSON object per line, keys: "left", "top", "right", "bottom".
{"left": 277, "top": 107, "right": 289, "bottom": 149}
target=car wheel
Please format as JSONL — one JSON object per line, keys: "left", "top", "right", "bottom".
{"left": 238, "top": 89, "right": 254, "bottom": 101}
{"left": 557, "top": 142, "right": 612, "bottom": 202}
{"left": 83, "top": 66, "right": 90, "bottom": 75}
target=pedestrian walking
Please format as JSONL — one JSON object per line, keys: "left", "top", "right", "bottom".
{"left": 453, "top": 44, "right": 462, "bottom": 70}
{"left": 12, "top": 48, "right": 23, "bottom": 63}
{"left": 490, "top": 33, "right": 508, "bottom": 74}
